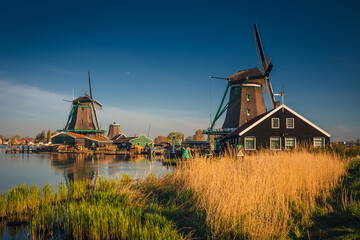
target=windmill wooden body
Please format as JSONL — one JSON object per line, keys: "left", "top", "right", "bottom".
{"left": 63, "top": 72, "right": 105, "bottom": 137}
{"left": 222, "top": 23, "right": 277, "bottom": 129}
{"left": 207, "top": 23, "right": 278, "bottom": 133}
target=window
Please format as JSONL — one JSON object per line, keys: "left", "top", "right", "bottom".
{"left": 272, "top": 118, "right": 280, "bottom": 128}
{"left": 270, "top": 137, "right": 281, "bottom": 150}
{"left": 247, "top": 109, "right": 250, "bottom": 116}
{"left": 81, "top": 107, "right": 84, "bottom": 112}
{"left": 314, "top": 137, "right": 325, "bottom": 148}
{"left": 246, "top": 94, "right": 250, "bottom": 101}
{"left": 81, "top": 120, "right": 83, "bottom": 123}
{"left": 285, "top": 137, "right": 296, "bottom": 150}
{"left": 286, "top": 118, "right": 294, "bottom": 128}
{"left": 244, "top": 137, "right": 256, "bottom": 150}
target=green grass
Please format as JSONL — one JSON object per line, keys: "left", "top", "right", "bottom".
{"left": 1, "top": 175, "right": 189, "bottom": 239}
{"left": 1, "top": 153, "right": 360, "bottom": 239}
{"left": 303, "top": 158, "right": 360, "bottom": 239}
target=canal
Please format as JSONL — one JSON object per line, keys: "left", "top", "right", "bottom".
{"left": 0, "top": 146, "right": 173, "bottom": 193}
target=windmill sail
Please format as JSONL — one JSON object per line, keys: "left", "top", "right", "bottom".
{"left": 254, "top": 23, "right": 276, "bottom": 108}
{"left": 254, "top": 23, "right": 267, "bottom": 73}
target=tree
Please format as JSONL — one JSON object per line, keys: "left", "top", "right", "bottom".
{"left": 167, "top": 132, "right": 184, "bottom": 144}
{"left": 47, "top": 129, "right": 52, "bottom": 143}
{"left": 154, "top": 136, "right": 168, "bottom": 144}
{"left": 42, "top": 130, "right": 46, "bottom": 142}
{"left": 11, "top": 134, "right": 21, "bottom": 140}
{"left": 36, "top": 130, "right": 46, "bottom": 142}
{"left": 193, "top": 129, "right": 205, "bottom": 141}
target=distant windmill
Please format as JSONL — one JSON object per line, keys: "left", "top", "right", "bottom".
{"left": 209, "top": 23, "right": 278, "bottom": 130}
{"left": 63, "top": 72, "right": 104, "bottom": 136}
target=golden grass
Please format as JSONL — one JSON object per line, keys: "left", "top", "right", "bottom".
{"left": 176, "top": 150, "right": 345, "bottom": 239}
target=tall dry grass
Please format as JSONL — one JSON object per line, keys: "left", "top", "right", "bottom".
{"left": 177, "top": 150, "right": 345, "bottom": 239}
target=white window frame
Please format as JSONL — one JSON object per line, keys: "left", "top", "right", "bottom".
{"left": 313, "top": 137, "right": 325, "bottom": 148}
{"left": 270, "top": 137, "right": 281, "bottom": 150}
{"left": 271, "top": 118, "right": 280, "bottom": 129}
{"left": 285, "top": 137, "right": 296, "bottom": 150}
{"left": 247, "top": 109, "right": 250, "bottom": 116}
{"left": 244, "top": 136, "right": 256, "bottom": 150}
{"left": 246, "top": 94, "right": 250, "bottom": 101}
{"left": 286, "top": 118, "right": 294, "bottom": 129}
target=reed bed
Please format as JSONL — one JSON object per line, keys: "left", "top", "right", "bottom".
{"left": 176, "top": 149, "right": 345, "bottom": 239}
{"left": 0, "top": 150, "right": 349, "bottom": 239}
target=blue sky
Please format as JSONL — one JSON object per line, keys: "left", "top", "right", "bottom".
{"left": 0, "top": 0, "right": 359, "bottom": 141}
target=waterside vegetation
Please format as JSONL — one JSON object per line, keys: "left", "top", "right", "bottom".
{"left": 0, "top": 149, "right": 359, "bottom": 239}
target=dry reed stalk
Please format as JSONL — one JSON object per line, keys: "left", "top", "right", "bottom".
{"left": 177, "top": 150, "right": 345, "bottom": 239}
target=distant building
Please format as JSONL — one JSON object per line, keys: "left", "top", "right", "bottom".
{"left": 52, "top": 131, "right": 112, "bottom": 150}
{"left": 113, "top": 137, "right": 136, "bottom": 150}
{"left": 129, "top": 134, "right": 153, "bottom": 148}
{"left": 223, "top": 105, "right": 330, "bottom": 150}
{"left": 108, "top": 122, "right": 121, "bottom": 139}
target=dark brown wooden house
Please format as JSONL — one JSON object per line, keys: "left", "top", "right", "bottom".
{"left": 223, "top": 105, "right": 330, "bottom": 150}
{"left": 52, "top": 131, "right": 112, "bottom": 149}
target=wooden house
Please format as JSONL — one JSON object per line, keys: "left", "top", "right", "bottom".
{"left": 52, "top": 131, "right": 112, "bottom": 150}
{"left": 223, "top": 105, "right": 330, "bottom": 150}
{"left": 113, "top": 137, "right": 136, "bottom": 150}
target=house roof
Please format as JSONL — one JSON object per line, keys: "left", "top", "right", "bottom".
{"left": 110, "top": 133, "right": 127, "bottom": 141}
{"left": 52, "top": 131, "right": 86, "bottom": 139}
{"left": 86, "top": 134, "right": 112, "bottom": 143}
{"left": 113, "top": 137, "right": 136, "bottom": 144}
{"left": 224, "top": 109, "right": 275, "bottom": 138}
{"left": 52, "top": 131, "right": 112, "bottom": 143}
{"left": 228, "top": 68, "right": 264, "bottom": 86}
{"left": 224, "top": 104, "right": 331, "bottom": 138}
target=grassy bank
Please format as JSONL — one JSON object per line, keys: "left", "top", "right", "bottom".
{"left": 306, "top": 158, "right": 360, "bottom": 239}
{"left": 0, "top": 150, "right": 354, "bottom": 239}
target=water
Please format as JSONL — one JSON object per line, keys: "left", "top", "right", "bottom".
{"left": 0, "top": 146, "right": 173, "bottom": 193}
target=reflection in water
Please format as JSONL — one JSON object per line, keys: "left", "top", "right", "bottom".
{"left": 49, "top": 153, "right": 170, "bottom": 184}
{"left": 0, "top": 149, "right": 173, "bottom": 239}
{"left": 0, "top": 220, "right": 31, "bottom": 240}
{"left": 0, "top": 146, "right": 172, "bottom": 193}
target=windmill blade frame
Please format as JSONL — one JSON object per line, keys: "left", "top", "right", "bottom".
{"left": 94, "top": 100, "right": 103, "bottom": 111}
{"left": 265, "top": 78, "right": 276, "bottom": 108}
{"left": 254, "top": 23, "right": 267, "bottom": 74}
{"left": 91, "top": 105, "right": 100, "bottom": 131}
{"left": 87, "top": 71, "right": 101, "bottom": 130}
{"left": 88, "top": 71, "right": 93, "bottom": 99}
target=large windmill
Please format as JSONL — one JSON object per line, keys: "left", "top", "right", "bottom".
{"left": 63, "top": 72, "right": 105, "bottom": 136}
{"left": 208, "top": 23, "right": 278, "bottom": 132}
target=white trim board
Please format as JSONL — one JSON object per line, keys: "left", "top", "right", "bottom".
{"left": 238, "top": 105, "right": 331, "bottom": 137}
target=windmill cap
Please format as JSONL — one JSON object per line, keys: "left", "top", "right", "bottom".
{"left": 228, "top": 68, "right": 264, "bottom": 85}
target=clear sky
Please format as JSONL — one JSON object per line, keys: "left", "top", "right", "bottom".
{"left": 0, "top": 0, "right": 359, "bottom": 141}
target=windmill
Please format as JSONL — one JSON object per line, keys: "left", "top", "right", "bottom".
{"left": 208, "top": 23, "right": 278, "bottom": 132}
{"left": 63, "top": 72, "right": 105, "bottom": 136}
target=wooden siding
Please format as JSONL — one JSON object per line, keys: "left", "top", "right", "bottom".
{"left": 225, "top": 107, "right": 330, "bottom": 150}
